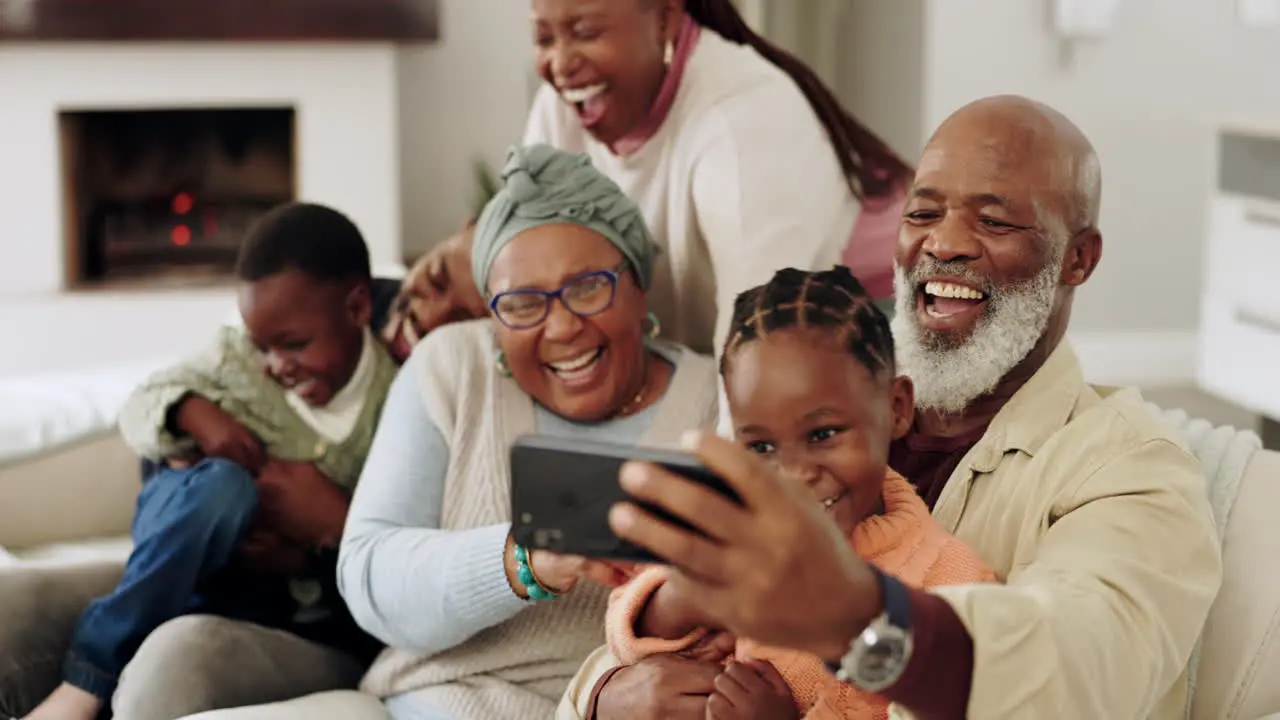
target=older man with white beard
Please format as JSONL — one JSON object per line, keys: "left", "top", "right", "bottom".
{"left": 883, "top": 124, "right": 1080, "bottom": 510}
{"left": 868, "top": 95, "right": 1223, "bottom": 717}
{"left": 557, "top": 94, "right": 1223, "bottom": 720}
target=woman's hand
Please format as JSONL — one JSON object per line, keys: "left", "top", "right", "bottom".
{"left": 608, "top": 431, "right": 882, "bottom": 661}
{"left": 503, "top": 535, "right": 640, "bottom": 598}
{"left": 527, "top": 549, "right": 590, "bottom": 593}
{"left": 529, "top": 553, "right": 638, "bottom": 593}
{"left": 706, "top": 660, "right": 798, "bottom": 720}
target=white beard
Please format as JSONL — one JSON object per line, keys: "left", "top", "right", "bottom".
{"left": 890, "top": 252, "right": 1063, "bottom": 415}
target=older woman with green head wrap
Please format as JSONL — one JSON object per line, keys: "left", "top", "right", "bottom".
{"left": 470, "top": 144, "right": 670, "bottom": 423}
{"left": 178, "top": 144, "right": 720, "bottom": 720}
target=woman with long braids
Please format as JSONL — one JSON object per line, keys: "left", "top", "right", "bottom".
{"left": 383, "top": 0, "right": 911, "bottom": 361}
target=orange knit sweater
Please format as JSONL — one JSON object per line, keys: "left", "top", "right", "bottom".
{"left": 605, "top": 470, "right": 996, "bottom": 720}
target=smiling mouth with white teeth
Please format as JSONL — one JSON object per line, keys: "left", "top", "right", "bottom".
{"left": 820, "top": 491, "right": 846, "bottom": 512}
{"left": 558, "top": 83, "right": 609, "bottom": 125}
{"left": 559, "top": 82, "right": 607, "bottom": 106}
{"left": 545, "top": 347, "right": 604, "bottom": 381}
{"left": 922, "top": 280, "right": 989, "bottom": 318}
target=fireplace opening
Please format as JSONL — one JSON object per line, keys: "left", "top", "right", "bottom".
{"left": 59, "top": 107, "right": 296, "bottom": 289}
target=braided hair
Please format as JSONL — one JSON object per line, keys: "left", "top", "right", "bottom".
{"left": 721, "top": 266, "right": 895, "bottom": 381}
{"left": 683, "top": 0, "right": 912, "bottom": 199}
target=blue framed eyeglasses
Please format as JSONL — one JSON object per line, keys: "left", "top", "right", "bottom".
{"left": 489, "top": 263, "right": 629, "bottom": 330}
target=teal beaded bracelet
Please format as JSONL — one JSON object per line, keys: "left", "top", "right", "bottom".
{"left": 514, "top": 544, "right": 560, "bottom": 601}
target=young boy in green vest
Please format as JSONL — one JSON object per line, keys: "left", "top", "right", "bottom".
{"left": 27, "top": 203, "right": 397, "bottom": 720}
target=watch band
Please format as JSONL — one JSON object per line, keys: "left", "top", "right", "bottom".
{"left": 877, "top": 566, "right": 913, "bottom": 631}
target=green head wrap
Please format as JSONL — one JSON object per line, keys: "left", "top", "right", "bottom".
{"left": 472, "top": 144, "right": 660, "bottom": 296}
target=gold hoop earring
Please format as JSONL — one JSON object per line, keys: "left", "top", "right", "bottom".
{"left": 663, "top": 39, "right": 674, "bottom": 67}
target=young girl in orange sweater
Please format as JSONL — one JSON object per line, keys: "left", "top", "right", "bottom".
{"left": 606, "top": 266, "right": 996, "bottom": 720}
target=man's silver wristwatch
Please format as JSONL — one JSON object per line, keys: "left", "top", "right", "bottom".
{"left": 831, "top": 567, "right": 914, "bottom": 692}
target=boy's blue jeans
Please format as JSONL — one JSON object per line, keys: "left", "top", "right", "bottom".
{"left": 62, "top": 458, "right": 285, "bottom": 700}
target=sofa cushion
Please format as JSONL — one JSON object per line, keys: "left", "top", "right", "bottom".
{"left": 0, "top": 432, "right": 139, "bottom": 552}
{"left": 0, "top": 360, "right": 169, "bottom": 467}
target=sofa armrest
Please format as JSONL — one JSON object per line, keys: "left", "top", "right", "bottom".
{"left": 1193, "top": 448, "right": 1280, "bottom": 720}
{"left": 0, "top": 432, "right": 139, "bottom": 551}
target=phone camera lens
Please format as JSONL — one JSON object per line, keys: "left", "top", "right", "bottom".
{"left": 533, "top": 528, "right": 563, "bottom": 550}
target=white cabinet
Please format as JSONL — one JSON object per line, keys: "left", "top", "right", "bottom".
{"left": 1198, "top": 127, "right": 1280, "bottom": 419}
{"left": 1205, "top": 195, "right": 1280, "bottom": 314}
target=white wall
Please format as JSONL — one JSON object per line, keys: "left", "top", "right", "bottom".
{"left": 396, "top": 0, "right": 536, "bottom": 257}
{"left": 0, "top": 292, "right": 233, "bottom": 376}
{"left": 755, "top": 0, "right": 927, "bottom": 163}
{"left": 833, "top": 0, "right": 926, "bottom": 163}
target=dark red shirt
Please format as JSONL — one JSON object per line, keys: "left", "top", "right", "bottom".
{"left": 889, "top": 425, "right": 987, "bottom": 510}
{"left": 878, "top": 425, "right": 991, "bottom": 718}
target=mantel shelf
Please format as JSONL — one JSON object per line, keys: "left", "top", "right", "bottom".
{"left": 0, "top": 0, "right": 439, "bottom": 43}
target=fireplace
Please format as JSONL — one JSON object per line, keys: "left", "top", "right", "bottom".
{"left": 59, "top": 107, "right": 296, "bottom": 288}
{"left": 1, "top": 41, "right": 401, "bottom": 373}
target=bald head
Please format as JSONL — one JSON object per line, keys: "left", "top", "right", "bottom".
{"left": 926, "top": 95, "right": 1101, "bottom": 234}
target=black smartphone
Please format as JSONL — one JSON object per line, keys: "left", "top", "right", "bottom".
{"left": 509, "top": 434, "right": 740, "bottom": 563}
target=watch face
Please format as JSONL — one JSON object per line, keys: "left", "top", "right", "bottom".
{"left": 859, "top": 632, "right": 907, "bottom": 683}
{"left": 850, "top": 622, "right": 913, "bottom": 691}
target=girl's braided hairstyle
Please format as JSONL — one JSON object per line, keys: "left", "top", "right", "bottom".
{"left": 721, "top": 266, "right": 895, "bottom": 380}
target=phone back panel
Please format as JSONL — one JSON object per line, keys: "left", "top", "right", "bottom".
{"left": 509, "top": 434, "right": 737, "bottom": 563}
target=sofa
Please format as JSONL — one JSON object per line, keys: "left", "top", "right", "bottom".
{"left": 1194, "top": 445, "right": 1280, "bottom": 720}
{"left": 0, "top": 366, "right": 150, "bottom": 565}
{"left": 2, "top": 397, "right": 1279, "bottom": 718}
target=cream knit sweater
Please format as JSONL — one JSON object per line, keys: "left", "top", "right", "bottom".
{"left": 357, "top": 320, "right": 720, "bottom": 718}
